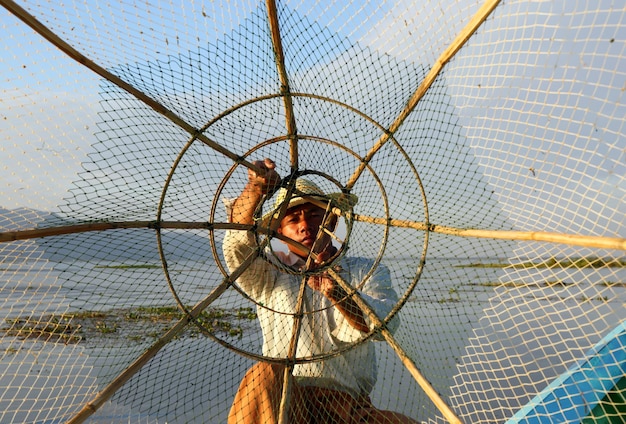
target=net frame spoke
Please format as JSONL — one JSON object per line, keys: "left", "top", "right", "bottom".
{"left": 66, "top": 274, "right": 235, "bottom": 423}
{"left": 266, "top": 0, "right": 299, "bottom": 171}
{"left": 345, "top": 0, "right": 504, "bottom": 190}
{"left": 1, "top": 0, "right": 623, "bottom": 423}
{"left": 0, "top": 0, "right": 268, "bottom": 177}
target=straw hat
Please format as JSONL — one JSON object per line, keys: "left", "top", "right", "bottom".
{"left": 260, "top": 178, "right": 357, "bottom": 227}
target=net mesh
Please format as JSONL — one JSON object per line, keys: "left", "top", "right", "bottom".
{"left": 1, "top": 0, "right": 624, "bottom": 423}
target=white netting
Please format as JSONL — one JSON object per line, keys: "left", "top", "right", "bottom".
{"left": 1, "top": 1, "right": 624, "bottom": 423}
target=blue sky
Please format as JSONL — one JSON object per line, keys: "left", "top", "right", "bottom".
{"left": 1, "top": 0, "right": 624, "bottom": 243}
{"left": 1, "top": 0, "right": 476, "bottom": 211}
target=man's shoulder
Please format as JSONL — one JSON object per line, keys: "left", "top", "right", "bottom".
{"left": 341, "top": 256, "right": 380, "bottom": 267}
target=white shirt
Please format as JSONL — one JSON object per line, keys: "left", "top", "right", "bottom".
{"left": 223, "top": 229, "right": 399, "bottom": 396}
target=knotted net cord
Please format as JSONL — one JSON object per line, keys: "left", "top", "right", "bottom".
{"left": 1, "top": 0, "right": 624, "bottom": 423}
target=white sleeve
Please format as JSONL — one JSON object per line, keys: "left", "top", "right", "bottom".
{"left": 331, "top": 259, "right": 400, "bottom": 342}
{"left": 359, "top": 262, "right": 400, "bottom": 337}
{"left": 222, "top": 229, "right": 274, "bottom": 301}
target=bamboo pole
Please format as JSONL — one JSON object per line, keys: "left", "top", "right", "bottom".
{"left": 350, "top": 213, "right": 626, "bottom": 251}
{"left": 277, "top": 203, "right": 342, "bottom": 423}
{"left": 430, "top": 227, "right": 626, "bottom": 251}
{"left": 266, "top": 0, "right": 299, "bottom": 170}
{"left": 0, "top": 221, "right": 154, "bottom": 243}
{"left": 0, "top": 221, "right": 251, "bottom": 243}
{"left": 326, "top": 268, "right": 464, "bottom": 424}
{"left": 66, "top": 248, "right": 261, "bottom": 424}
{"left": 276, "top": 274, "right": 307, "bottom": 424}
{"left": 3, "top": 214, "right": 623, "bottom": 252}
{"left": 304, "top": 198, "right": 626, "bottom": 251}
{"left": 346, "top": 0, "right": 503, "bottom": 189}
{"left": 0, "top": 0, "right": 263, "bottom": 175}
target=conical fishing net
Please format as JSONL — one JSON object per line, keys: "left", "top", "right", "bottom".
{"left": 1, "top": 1, "right": 624, "bottom": 423}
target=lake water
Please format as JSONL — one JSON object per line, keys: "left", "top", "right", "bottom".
{"left": 1, "top": 257, "right": 624, "bottom": 423}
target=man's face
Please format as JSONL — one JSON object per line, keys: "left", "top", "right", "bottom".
{"left": 277, "top": 202, "right": 328, "bottom": 257}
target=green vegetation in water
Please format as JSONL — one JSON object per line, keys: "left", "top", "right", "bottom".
{"left": 438, "top": 287, "right": 462, "bottom": 304}
{"left": 544, "top": 279, "right": 572, "bottom": 287}
{"left": 94, "top": 264, "right": 161, "bottom": 269}
{"left": 600, "top": 281, "right": 626, "bottom": 288}
{"left": 477, "top": 279, "right": 622, "bottom": 290}
{"left": 477, "top": 281, "right": 535, "bottom": 287}
{"left": 1, "top": 306, "right": 258, "bottom": 345}
{"left": 3, "top": 346, "right": 19, "bottom": 355}
{"left": 459, "top": 256, "right": 626, "bottom": 269}
{"left": 579, "top": 295, "right": 609, "bottom": 302}
{"left": 2, "top": 315, "right": 82, "bottom": 344}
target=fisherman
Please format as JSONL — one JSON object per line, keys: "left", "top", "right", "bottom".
{"left": 223, "top": 158, "right": 419, "bottom": 423}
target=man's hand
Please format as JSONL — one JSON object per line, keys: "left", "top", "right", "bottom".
{"left": 230, "top": 158, "right": 281, "bottom": 224}
{"left": 307, "top": 272, "right": 339, "bottom": 299}
{"left": 247, "top": 158, "right": 281, "bottom": 195}
{"left": 307, "top": 271, "right": 369, "bottom": 333}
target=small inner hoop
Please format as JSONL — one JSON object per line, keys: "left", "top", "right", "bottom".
{"left": 258, "top": 176, "right": 355, "bottom": 276}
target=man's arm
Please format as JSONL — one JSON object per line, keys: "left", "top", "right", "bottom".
{"left": 356, "top": 261, "right": 400, "bottom": 337}
{"left": 326, "top": 281, "right": 370, "bottom": 333}
{"left": 223, "top": 159, "right": 280, "bottom": 300}
{"left": 315, "top": 260, "right": 400, "bottom": 338}
{"left": 229, "top": 158, "right": 280, "bottom": 224}
{"left": 309, "top": 273, "right": 369, "bottom": 333}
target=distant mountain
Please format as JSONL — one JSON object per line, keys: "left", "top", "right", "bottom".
{"left": 1, "top": 207, "right": 218, "bottom": 262}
